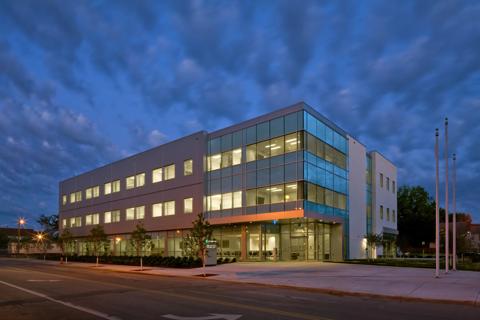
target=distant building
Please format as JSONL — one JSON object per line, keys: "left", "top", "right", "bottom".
{"left": 59, "top": 102, "right": 397, "bottom": 260}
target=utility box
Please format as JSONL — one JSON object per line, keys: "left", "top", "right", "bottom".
{"left": 205, "top": 240, "right": 217, "bottom": 266}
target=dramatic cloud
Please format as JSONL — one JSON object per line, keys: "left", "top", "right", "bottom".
{"left": 0, "top": 0, "right": 479, "bottom": 226}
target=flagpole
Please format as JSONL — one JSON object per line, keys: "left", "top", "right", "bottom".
{"left": 452, "top": 153, "right": 457, "bottom": 271}
{"left": 435, "top": 128, "right": 440, "bottom": 278}
{"left": 444, "top": 117, "right": 449, "bottom": 273}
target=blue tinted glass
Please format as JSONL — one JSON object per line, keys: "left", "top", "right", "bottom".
{"left": 333, "top": 132, "right": 342, "bottom": 151}
{"left": 299, "top": 111, "right": 305, "bottom": 130}
{"left": 325, "top": 162, "right": 334, "bottom": 173}
{"left": 210, "top": 138, "right": 220, "bottom": 154}
{"left": 325, "top": 126, "right": 333, "bottom": 146}
{"left": 257, "top": 168, "right": 270, "bottom": 186}
{"left": 270, "top": 166, "right": 284, "bottom": 184}
{"left": 257, "top": 121, "right": 270, "bottom": 141}
{"left": 307, "top": 113, "right": 316, "bottom": 133}
{"left": 221, "top": 134, "right": 232, "bottom": 151}
{"left": 232, "top": 131, "right": 242, "bottom": 148}
{"left": 270, "top": 117, "right": 284, "bottom": 137}
{"left": 326, "top": 172, "right": 334, "bottom": 189}
{"left": 284, "top": 163, "right": 296, "bottom": 182}
{"left": 246, "top": 126, "right": 256, "bottom": 144}
{"left": 317, "top": 167, "right": 326, "bottom": 187}
{"left": 284, "top": 112, "right": 297, "bottom": 133}
{"left": 316, "top": 120, "right": 326, "bottom": 142}
{"left": 246, "top": 171, "right": 256, "bottom": 189}
{"left": 317, "top": 157, "right": 326, "bottom": 169}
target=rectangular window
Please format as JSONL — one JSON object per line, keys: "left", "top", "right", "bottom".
{"left": 307, "top": 183, "right": 316, "bottom": 202}
{"left": 270, "top": 184, "right": 284, "bottom": 204}
{"left": 256, "top": 140, "right": 270, "bottom": 160}
{"left": 208, "top": 154, "right": 221, "bottom": 171}
{"left": 126, "top": 176, "right": 135, "bottom": 189}
{"left": 256, "top": 187, "right": 270, "bottom": 205}
{"left": 164, "top": 201, "right": 175, "bottom": 216}
{"left": 85, "top": 188, "right": 92, "bottom": 199}
{"left": 246, "top": 189, "right": 256, "bottom": 206}
{"left": 393, "top": 209, "right": 396, "bottom": 222}
{"left": 184, "top": 159, "right": 193, "bottom": 175}
{"left": 152, "top": 168, "right": 163, "bottom": 183}
{"left": 104, "top": 182, "right": 112, "bottom": 195}
{"left": 270, "top": 136, "right": 285, "bottom": 157}
{"left": 221, "top": 192, "right": 232, "bottom": 209}
{"left": 325, "top": 189, "right": 334, "bottom": 207}
{"left": 233, "top": 191, "right": 242, "bottom": 208}
{"left": 85, "top": 214, "right": 92, "bottom": 225}
{"left": 62, "top": 195, "right": 67, "bottom": 205}
{"left": 165, "top": 164, "right": 175, "bottom": 180}
{"left": 136, "top": 206, "right": 145, "bottom": 219}
{"left": 380, "top": 205, "right": 384, "bottom": 219}
{"left": 112, "top": 180, "right": 120, "bottom": 192}
{"left": 93, "top": 213, "right": 99, "bottom": 225}
{"left": 210, "top": 194, "right": 221, "bottom": 211}
{"left": 93, "top": 186, "right": 100, "bottom": 198}
{"left": 392, "top": 181, "right": 396, "bottom": 193}
{"left": 380, "top": 173, "right": 384, "bottom": 188}
{"left": 337, "top": 194, "right": 347, "bottom": 210}
{"left": 387, "top": 177, "right": 390, "bottom": 191}
{"left": 285, "top": 183, "right": 297, "bottom": 201}
{"left": 232, "top": 148, "right": 242, "bottom": 165}
{"left": 184, "top": 197, "right": 193, "bottom": 213}
{"left": 136, "top": 173, "right": 145, "bottom": 187}
{"left": 316, "top": 186, "right": 325, "bottom": 204}
{"left": 75, "top": 216, "right": 82, "bottom": 227}
{"left": 112, "top": 210, "right": 120, "bottom": 222}
{"left": 387, "top": 207, "right": 390, "bottom": 221}
{"left": 126, "top": 207, "right": 135, "bottom": 220}
{"left": 70, "top": 217, "right": 76, "bottom": 227}
{"left": 284, "top": 133, "right": 298, "bottom": 153}
{"left": 75, "top": 191, "right": 82, "bottom": 202}
{"left": 152, "top": 203, "right": 163, "bottom": 217}
{"left": 62, "top": 219, "right": 67, "bottom": 228}
{"left": 246, "top": 144, "right": 256, "bottom": 162}
{"left": 221, "top": 151, "right": 233, "bottom": 168}
{"left": 104, "top": 211, "right": 112, "bottom": 224}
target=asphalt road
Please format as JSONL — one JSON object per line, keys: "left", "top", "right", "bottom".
{"left": 0, "top": 258, "right": 478, "bottom": 320}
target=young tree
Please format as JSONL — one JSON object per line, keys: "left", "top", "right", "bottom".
{"left": 34, "top": 233, "right": 51, "bottom": 261}
{"left": 182, "top": 213, "right": 212, "bottom": 276}
{"left": 88, "top": 225, "right": 109, "bottom": 266}
{"left": 129, "top": 223, "right": 153, "bottom": 271}
{"left": 365, "top": 233, "right": 383, "bottom": 261}
{"left": 59, "top": 228, "right": 75, "bottom": 263}
{"left": 37, "top": 214, "right": 59, "bottom": 242}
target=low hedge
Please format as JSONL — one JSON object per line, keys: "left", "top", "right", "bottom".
{"left": 344, "top": 258, "right": 480, "bottom": 271}
{"left": 33, "top": 254, "right": 203, "bottom": 268}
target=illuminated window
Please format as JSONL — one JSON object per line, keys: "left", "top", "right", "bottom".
{"left": 232, "top": 148, "right": 242, "bottom": 165}
{"left": 104, "top": 211, "right": 112, "bottom": 224}
{"left": 152, "top": 203, "right": 163, "bottom": 217}
{"left": 221, "top": 193, "right": 232, "bottom": 209}
{"left": 184, "top": 197, "right": 193, "bottom": 213}
{"left": 210, "top": 194, "right": 221, "bottom": 211}
{"left": 284, "top": 133, "right": 299, "bottom": 153}
{"left": 136, "top": 173, "right": 145, "bottom": 187}
{"left": 111, "top": 210, "right": 120, "bottom": 222}
{"left": 233, "top": 191, "right": 242, "bottom": 208}
{"left": 85, "top": 214, "right": 92, "bottom": 225}
{"left": 164, "top": 201, "right": 175, "bottom": 216}
{"left": 208, "top": 154, "right": 221, "bottom": 171}
{"left": 152, "top": 168, "right": 163, "bottom": 183}
{"left": 165, "top": 164, "right": 175, "bottom": 180}
{"left": 184, "top": 159, "right": 193, "bottom": 176}
{"left": 86, "top": 188, "right": 92, "bottom": 199}
{"left": 112, "top": 180, "right": 120, "bottom": 192}
{"left": 126, "top": 207, "right": 135, "bottom": 220}
{"left": 62, "top": 219, "right": 67, "bottom": 228}
{"left": 246, "top": 144, "right": 256, "bottom": 162}
{"left": 70, "top": 193, "right": 75, "bottom": 203}
{"left": 62, "top": 195, "right": 67, "bottom": 205}
{"left": 93, "top": 186, "right": 100, "bottom": 197}
{"left": 126, "top": 176, "right": 135, "bottom": 190}
{"left": 270, "top": 136, "right": 285, "bottom": 157}
{"left": 270, "top": 184, "right": 284, "bottom": 204}
{"left": 104, "top": 182, "right": 112, "bottom": 195}
{"left": 285, "top": 183, "right": 297, "bottom": 201}
{"left": 136, "top": 206, "right": 145, "bottom": 219}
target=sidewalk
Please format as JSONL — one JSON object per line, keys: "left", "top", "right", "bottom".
{"left": 28, "top": 259, "right": 480, "bottom": 306}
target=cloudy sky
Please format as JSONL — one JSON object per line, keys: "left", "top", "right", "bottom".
{"left": 0, "top": 0, "right": 479, "bottom": 227}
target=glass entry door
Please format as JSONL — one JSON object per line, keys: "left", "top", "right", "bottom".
{"left": 290, "top": 236, "right": 306, "bottom": 260}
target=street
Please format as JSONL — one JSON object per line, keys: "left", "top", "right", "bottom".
{"left": 0, "top": 258, "right": 478, "bottom": 320}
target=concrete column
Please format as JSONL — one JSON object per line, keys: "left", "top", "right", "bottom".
{"left": 241, "top": 224, "right": 247, "bottom": 261}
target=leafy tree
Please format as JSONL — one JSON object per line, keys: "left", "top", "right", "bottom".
{"left": 365, "top": 233, "right": 383, "bottom": 260}
{"left": 182, "top": 213, "right": 212, "bottom": 276}
{"left": 129, "top": 223, "right": 153, "bottom": 271}
{"left": 35, "top": 233, "right": 51, "bottom": 260}
{"left": 88, "top": 225, "right": 109, "bottom": 266}
{"left": 37, "top": 214, "right": 59, "bottom": 241}
{"left": 59, "top": 228, "right": 75, "bottom": 263}
{"left": 397, "top": 186, "right": 435, "bottom": 249}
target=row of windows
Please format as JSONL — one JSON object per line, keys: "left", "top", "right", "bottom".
{"left": 246, "top": 183, "right": 299, "bottom": 206}
{"left": 305, "top": 182, "right": 347, "bottom": 210}
{"left": 62, "top": 198, "right": 194, "bottom": 228}
{"left": 379, "top": 173, "right": 396, "bottom": 193}
{"left": 207, "top": 149, "right": 242, "bottom": 171}
{"left": 304, "top": 132, "right": 347, "bottom": 170}
{"left": 206, "top": 191, "right": 242, "bottom": 211}
{"left": 379, "top": 205, "right": 396, "bottom": 222}
{"left": 62, "top": 160, "right": 192, "bottom": 206}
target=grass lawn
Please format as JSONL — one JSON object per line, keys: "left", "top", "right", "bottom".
{"left": 343, "top": 258, "right": 480, "bottom": 271}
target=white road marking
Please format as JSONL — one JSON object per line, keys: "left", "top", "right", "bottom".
{"left": 0, "top": 280, "right": 121, "bottom": 320}
{"left": 27, "top": 279, "right": 61, "bottom": 282}
{"left": 162, "top": 314, "right": 242, "bottom": 320}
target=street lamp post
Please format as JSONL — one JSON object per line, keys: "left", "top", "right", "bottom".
{"left": 452, "top": 153, "right": 457, "bottom": 271}
{"left": 435, "top": 128, "right": 440, "bottom": 278}
{"left": 17, "top": 218, "right": 25, "bottom": 255}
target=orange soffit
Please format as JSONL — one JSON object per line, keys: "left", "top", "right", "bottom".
{"left": 208, "top": 209, "right": 304, "bottom": 225}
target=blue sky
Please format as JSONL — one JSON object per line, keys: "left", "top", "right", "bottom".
{"left": 0, "top": 0, "right": 479, "bottom": 227}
